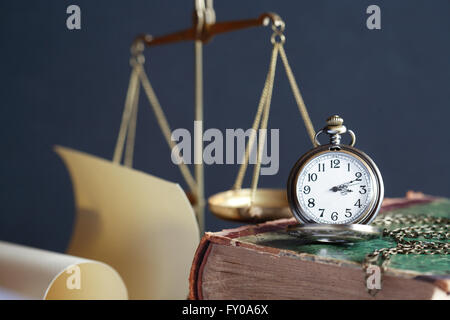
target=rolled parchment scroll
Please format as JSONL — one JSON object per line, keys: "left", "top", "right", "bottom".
{"left": 0, "top": 241, "right": 128, "bottom": 300}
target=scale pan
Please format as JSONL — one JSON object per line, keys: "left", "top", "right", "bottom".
{"left": 208, "top": 188, "right": 292, "bottom": 222}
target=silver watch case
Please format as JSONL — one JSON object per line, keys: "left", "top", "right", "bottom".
{"left": 287, "top": 144, "right": 384, "bottom": 225}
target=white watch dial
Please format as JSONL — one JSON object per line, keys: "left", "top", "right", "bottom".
{"left": 295, "top": 151, "right": 375, "bottom": 224}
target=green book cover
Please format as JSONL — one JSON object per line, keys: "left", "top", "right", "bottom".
{"left": 238, "top": 198, "right": 449, "bottom": 275}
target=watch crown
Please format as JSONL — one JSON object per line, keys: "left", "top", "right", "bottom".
{"left": 314, "top": 115, "right": 356, "bottom": 147}
{"left": 326, "top": 115, "right": 344, "bottom": 127}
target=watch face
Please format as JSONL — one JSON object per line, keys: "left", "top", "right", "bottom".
{"left": 288, "top": 146, "right": 383, "bottom": 224}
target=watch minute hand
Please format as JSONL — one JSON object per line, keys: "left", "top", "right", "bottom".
{"left": 330, "top": 179, "right": 359, "bottom": 192}
{"left": 341, "top": 179, "right": 359, "bottom": 186}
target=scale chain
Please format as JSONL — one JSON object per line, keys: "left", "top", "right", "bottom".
{"left": 138, "top": 64, "right": 198, "bottom": 194}
{"left": 113, "top": 64, "right": 140, "bottom": 165}
{"left": 232, "top": 43, "right": 279, "bottom": 191}
{"left": 278, "top": 46, "right": 316, "bottom": 146}
{"left": 250, "top": 44, "right": 279, "bottom": 199}
{"left": 113, "top": 47, "right": 198, "bottom": 195}
{"left": 124, "top": 67, "right": 141, "bottom": 168}
{"left": 233, "top": 21, "right": 318, "bottom": 209}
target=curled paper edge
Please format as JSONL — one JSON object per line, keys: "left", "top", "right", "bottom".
{"left": 55, "top": 145, "right": 200, "bottom": 299}
{"left": 0, "top": 241, "right": 128, "bottom": 300}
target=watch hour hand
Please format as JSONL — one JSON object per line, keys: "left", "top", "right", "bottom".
{"left": 330, "top": 183, "right": 354, "bottom": 194}
{"left": 330, "top": 183, "right": 352, "bottom": 192}
{"left": 330, "top": 186, "right": 340, "bottom": 192}
{"left": 330, "top": 185, "right": 349, "bottom": 192}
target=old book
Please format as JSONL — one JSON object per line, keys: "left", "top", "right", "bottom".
{"left": 189, "top": 192, "right": 450, "bottom": 300}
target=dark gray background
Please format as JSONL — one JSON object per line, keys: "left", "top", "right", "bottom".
{"left": 1, "top": 1, "right": 449, "bottom": 252}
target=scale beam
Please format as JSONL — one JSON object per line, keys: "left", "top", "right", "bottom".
{"left": 134, "top": 12, "right": 284, "bottom": 47}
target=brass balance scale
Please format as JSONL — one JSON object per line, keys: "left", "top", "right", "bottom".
{"left": 113, "top": 1, "right": 318, "bottom": 234}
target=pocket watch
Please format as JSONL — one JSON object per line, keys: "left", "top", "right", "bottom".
{"left": 287, "top": 115, "right": 384, "bottom": 226}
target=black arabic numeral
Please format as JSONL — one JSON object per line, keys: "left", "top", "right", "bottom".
{"left": 319, "top": 208, "right": 325, "bottom": 217}
{"left": 345, "top": 209, "right": 352, "bottom": 217}
{"left": 359, "top": 185, "right": 367, "bottom": 194}
{"left": 331, "top": 212, "right": 338, "bottom": 221}
{"left": 330, "top": 159, "right": 340, "bottom": 168}
{"left": 303, "top": 185, "right": 311, "bottom": 194}
{"left": 318, "top": 163, "right": 325, "bottom": 172}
